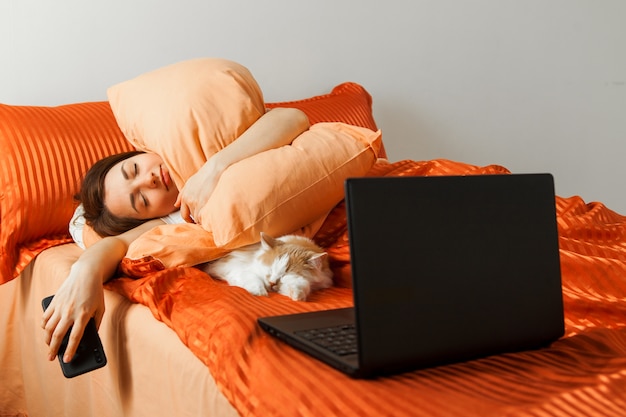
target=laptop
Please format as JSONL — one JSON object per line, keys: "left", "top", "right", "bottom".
{"left": 258, "top": 174, "right": 564, "bottom": 378}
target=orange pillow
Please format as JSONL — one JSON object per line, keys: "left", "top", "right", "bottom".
{"left": 202, "top": 122, "right": 382, "bottom": 248}
{"left": 107, "top": 58, "right": 266, "bottom": 190}
{"left": 0, "top": 102, "right": 134, "bottom": 282}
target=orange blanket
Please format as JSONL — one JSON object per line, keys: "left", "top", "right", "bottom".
{"left": 108, "top": 159, "right": 626, "bottom": 417}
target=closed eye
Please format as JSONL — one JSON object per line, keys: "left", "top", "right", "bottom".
{"left": 130, "top": 192, "right": 148, "bottom": 214}
{"left": 122, "top": 162, "right": 147, "bottom": 213}
{"left": 121, "top": 162, "right": 129, "bottom": 180}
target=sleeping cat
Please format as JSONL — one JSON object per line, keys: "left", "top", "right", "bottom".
{"left": 204, "top": 233, "right": 333, "bottom": 301}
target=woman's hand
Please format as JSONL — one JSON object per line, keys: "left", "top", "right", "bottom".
{"left": 41, "top": 220, "right": 161, "bottom": 363}
{"left": 176, "top": 156, "right": 225, "bottom": 224}
{"left": 41, "top": 261, "right": 105, "bottom": 363}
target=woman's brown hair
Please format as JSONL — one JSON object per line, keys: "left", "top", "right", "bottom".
{"left": 76, "top": 151, "right": 148, "bottom": 237}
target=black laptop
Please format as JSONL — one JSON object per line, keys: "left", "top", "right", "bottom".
{"left": 258, "top": 174, "right": 564, "bottom": 378}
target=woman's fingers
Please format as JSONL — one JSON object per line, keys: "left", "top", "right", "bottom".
{"left": 41, "top": 300, "right": 54, "bottom": 331}
{"left": 177, "top": 187, "right": 201, "bottom": 224}
{"left": 62, "top": 318, "right": 87, "bottom": 363}
{"left": 179, "top": 200, "right": 195, "bottom": 223}
{"left": 45, "top": 315, "right": 70, "bottom": 361}
{"left": 43, "top": 308, "right": 94, "bottom": 363}
{"left": 42, "top": 310, "right": 61, "bottom": 349}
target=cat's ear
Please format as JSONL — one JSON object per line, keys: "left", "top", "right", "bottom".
{"left": 308, "top": 252, "right": 328, "bottom": 269}
{"left": 260, "top": 232, "right": 278, "bottom": 250}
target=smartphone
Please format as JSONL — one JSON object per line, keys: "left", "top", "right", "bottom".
{"left": 41, "top": 295, "right": 107, "bottom": 378}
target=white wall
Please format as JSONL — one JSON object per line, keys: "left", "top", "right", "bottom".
{"left": 2, "top": 0, "right": 625, "bottom": 213}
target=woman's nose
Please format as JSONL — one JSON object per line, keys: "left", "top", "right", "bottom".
{"left": 137, "top": 172, "right": 158, "bottom": 188}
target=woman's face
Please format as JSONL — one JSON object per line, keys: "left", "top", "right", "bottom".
{"left": 104, "top": 153, "right": 179, "bottom": 220}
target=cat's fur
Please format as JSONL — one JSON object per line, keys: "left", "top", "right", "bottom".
{"left": 204, "top": 233, "right": 333, "bottom": 301}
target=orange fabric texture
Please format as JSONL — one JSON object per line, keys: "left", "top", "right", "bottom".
{"left": 0, "top": 81, "right": 380, "bottom": 283}
{"left": 108, "top": 158, "right": 626, "bottom": 417}
{"left": 0, "top": 102, "right": 133, "bottom": 283}
{"left": 107, "top": 58, "right": 266, "bottom": 191}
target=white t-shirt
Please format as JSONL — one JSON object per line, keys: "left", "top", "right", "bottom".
{"left": 69, "top": 204, "right": 184, "bottom": 249}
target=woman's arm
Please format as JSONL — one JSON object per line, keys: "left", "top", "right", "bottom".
{"left": 177, "top": 107, "right": 310, "bottom": 223}
{"left": 42, "top": 219, "right": 163, "bottom": 363}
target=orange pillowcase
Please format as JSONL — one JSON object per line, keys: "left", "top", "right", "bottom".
{"left": 202, "top": 123, "right": 381, "bottom": 248}
{"left": 0, "top": 102, "right": 134, "bottom": 283}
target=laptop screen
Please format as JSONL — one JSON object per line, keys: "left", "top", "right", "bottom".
{"left": 345, "top": 174, "right": 564, "bottom": 373}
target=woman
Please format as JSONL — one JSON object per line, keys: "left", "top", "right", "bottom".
{"left": 42, "top": 107, "right": 310, "bottom": 364}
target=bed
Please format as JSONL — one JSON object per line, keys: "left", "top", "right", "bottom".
{"left": 2, "top": 60, "right": 626, "bottom": 417}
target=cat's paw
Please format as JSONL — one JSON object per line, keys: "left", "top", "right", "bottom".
{"left": 277, "top": 276, "right": 311, "bottom": 301}
{"left": 240, "top": 279, "right": 269, "bottom": 297}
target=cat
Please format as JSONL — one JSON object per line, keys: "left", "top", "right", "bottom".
{"left": 204, "top": 233, "right": 333, "bottom": 301}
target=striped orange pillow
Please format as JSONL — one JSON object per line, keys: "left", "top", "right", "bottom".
{"left": 0, "top": 102, "right": 133, "bottom": 282}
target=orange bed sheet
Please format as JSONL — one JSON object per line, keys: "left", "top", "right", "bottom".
{"left": 107, "top": 159, "right": 626, "bottom": 417}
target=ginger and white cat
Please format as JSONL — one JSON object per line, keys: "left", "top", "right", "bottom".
{"left": 205, "top": 233, "right": 333, "bottom": 301}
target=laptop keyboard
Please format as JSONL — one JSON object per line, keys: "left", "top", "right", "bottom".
{"left": 296, "top": 324, "right": 358, "bottom": 356}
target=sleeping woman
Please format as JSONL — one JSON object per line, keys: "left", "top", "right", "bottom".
{"left": 41, "top": 107, "right": 310, "bottom": 364}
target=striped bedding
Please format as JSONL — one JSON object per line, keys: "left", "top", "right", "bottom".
{"left": 107, "top": 158, "right": 626, "bottom": 417}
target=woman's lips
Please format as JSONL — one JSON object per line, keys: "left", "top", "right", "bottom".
{"left": 160, "top": 165, "right": 170, "bottom": 191}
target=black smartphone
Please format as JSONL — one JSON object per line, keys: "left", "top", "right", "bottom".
{"left": 41, "top": 295, "right": 107, "bottom": 378}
